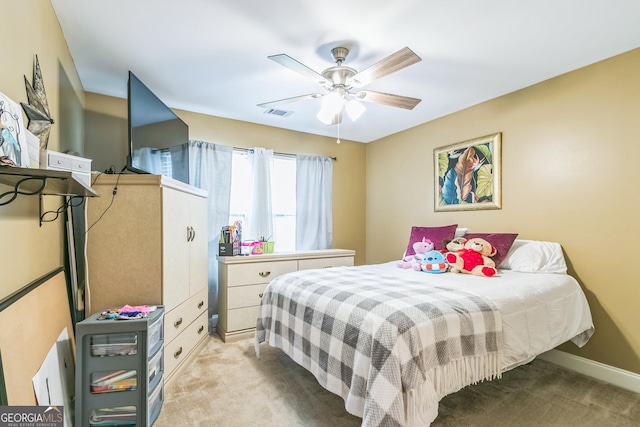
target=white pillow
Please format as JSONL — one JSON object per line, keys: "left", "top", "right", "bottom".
{"left": 454, "top": 227, "right": 469, "bottom": 238}
{"left": 500, "top": 239, "right": 568, "bottom": 274}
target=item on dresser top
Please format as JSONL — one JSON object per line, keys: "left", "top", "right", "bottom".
{"left": 40, "top": 149, "right": 92, "bottom": 187}
{"left": 250, "top": 240, "right": 264, "bottom": 255}
{"left": 241, "top": 240, "right": 253, "bottom": 255}
{"left": 219, "top": 221, "right": 242, "bottom": 256}
{"left": 97, "top": 305, "right": 154, "bottom": 320}
{"left": 262, "top": 240, "right": 275, "bottom": 254}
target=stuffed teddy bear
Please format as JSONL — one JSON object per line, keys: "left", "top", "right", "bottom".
{"left": 441, "top": 237, "right": 467, "bottom": 254}
{"left": 418, "top": 250, "right": 448, "bottom": 273}
{"left": 445, "top": 237, "right": 498, "bottom": 277}
{"left": 397, "top": 238, "right": 434, "bottom": 270}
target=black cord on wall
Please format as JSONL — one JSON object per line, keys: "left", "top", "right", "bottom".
{"left": 84, "top": 166, "right": 125, "bottom": 235}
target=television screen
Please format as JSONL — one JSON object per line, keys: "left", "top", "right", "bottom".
{"left": 127, "top": 71, "right": 189, "bottom": 184}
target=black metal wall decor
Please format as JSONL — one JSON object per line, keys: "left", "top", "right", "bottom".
{"left": 21, "top": 55, "right": 54, "bottom": 150}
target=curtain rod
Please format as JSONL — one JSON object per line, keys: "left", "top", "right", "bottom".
{"left": 234, "top": 147, "right": 336, "bottom": 161}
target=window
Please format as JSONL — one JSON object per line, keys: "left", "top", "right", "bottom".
{"left": 160, "top": 151, "right": 173, "bottom": 177}
{"left": 228, "top": 151, "right": 296, "bottom": 252}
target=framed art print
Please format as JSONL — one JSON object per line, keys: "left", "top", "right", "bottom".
{"left": 434, "top": 132, "right": 502, "bottom": 212}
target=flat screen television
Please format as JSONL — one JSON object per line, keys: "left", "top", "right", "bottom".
{"left": 127, "top": 71, "right": 189, "bottom": 184}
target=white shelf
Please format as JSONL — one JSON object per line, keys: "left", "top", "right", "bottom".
{"left": 0, "top": 166, "right": 98, "bottom": 206}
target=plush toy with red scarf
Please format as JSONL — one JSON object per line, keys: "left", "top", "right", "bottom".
{"left": 445, "top": 237, "right": 497, "bottom": 277}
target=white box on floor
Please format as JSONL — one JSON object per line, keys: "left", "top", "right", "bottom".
{"left": 40, "top": 150, "right": 92, "bottom": 187}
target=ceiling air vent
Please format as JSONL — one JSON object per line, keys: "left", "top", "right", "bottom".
{"left": 264, "top": 108, "right": 293, "bottom": 118}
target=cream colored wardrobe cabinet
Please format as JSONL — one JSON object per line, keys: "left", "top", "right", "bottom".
{"left": 86, "top": 174, "right": 209, "bottom": 385}
{"left": 217, "top": 249, "right": 355, "bottom": 342}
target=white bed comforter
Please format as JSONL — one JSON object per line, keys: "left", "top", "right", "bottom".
{"left": 379, "top": 262, "right": 594, "bottom": 369}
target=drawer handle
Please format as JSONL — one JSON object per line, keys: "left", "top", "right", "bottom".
{"left": 174, "top": 318, "right": 183, "bottom": 328}
{"left": 197, "top": 325, "right": 204, "bottom": 334}
{"left": 258, "top": 271, "right": 271, "bottom": 278}
{"left": 197, "top": 301, "right": 204, "bottom": 309}
{"left": 173, "top": 347, "right": 183, "bottom": 358}
{"left": 258, "top": 293, "right": 264, "bottom": 298}
{"left": 187, "top": 226, "right": 195, "bottom": 242}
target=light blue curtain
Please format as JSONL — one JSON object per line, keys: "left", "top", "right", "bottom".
{"left": 132, "top": 148, "right": 163, "bottom": 174}
{"left": 247, "top": 148, "right": 274, "bottom": 241}
{"left": 188, "top": 140, "right": 233, "bottom": 318}
{"left": 169, "top": 144, "right": 189, "bottom": 184}
{"left": 296, "top": 155, "right": 333, "bottom": 250}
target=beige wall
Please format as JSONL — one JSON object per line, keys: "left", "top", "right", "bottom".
{"left": 84, "top": 94, "right": 367, "bottom": 265}
{"left": 0, "top": 0, "right": 85, "bottom": 299}
{"left": 366, "top": 48, "right": 640, "bottom": 374}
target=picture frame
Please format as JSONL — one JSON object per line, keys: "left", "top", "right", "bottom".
{"left": 434, "top": 132, "right": 502, "bottom": 212}
{"left": 0, "top": 92, "right": 30, "bottom": 167}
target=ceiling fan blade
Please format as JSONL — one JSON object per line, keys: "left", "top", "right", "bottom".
{"left": 257, "top": 93, "right": 324, "bottom": 108}
{"left": 354, "top": 90, "right": 421, "bottom": 110}
{"left": 349, "top": 47, "right": 421, "bottom": 88}
{"left": 268, "top": 54, "right": 332, "bottom": 86}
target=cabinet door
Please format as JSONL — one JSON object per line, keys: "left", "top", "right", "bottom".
{"left": 162, "top": 188, "right": 191, "bottom": 310}
{"left": 188, "top": 194, "right": 208, "bottom": 296}
{"left": 87, "top": 181, "right": 163, "bottom": 314}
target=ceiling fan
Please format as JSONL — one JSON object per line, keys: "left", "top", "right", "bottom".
{"left": 258, "top": 46, "right": 422, "bottom": 125}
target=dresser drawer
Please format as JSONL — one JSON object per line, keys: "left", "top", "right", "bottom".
{"left": 298, "top": 256, "right": 354, "bottom": 271}
{"left": 226, "top": 260, "right": 297, "bottom": 286}
{"left": 164, "top": 311, "right": 208, "bottom": 377}
{"left": 227, "top": 306, "right": 260, "bottom": 332}
{"left": 164, "top": 288, "right": 207, "bottom": 344}
{"left": 228, "top": 283, "right": 268, "bottom": 310}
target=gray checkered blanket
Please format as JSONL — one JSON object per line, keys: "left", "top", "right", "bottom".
{"left": 255, "top": 265, "right": 504, "bottom": 426}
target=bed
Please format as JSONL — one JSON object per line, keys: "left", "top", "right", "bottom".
{"left": 255, "top": 238, "right": 594, "bottom": 427}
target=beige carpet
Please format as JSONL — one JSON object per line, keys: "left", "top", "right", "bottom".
{"left": 154, "top": 335, "right": 640, "bottom": 426}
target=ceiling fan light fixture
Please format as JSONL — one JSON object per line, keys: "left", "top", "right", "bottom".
{"left": 317, "top": 106, "right": 338, "bottom": 125}
{"left": 345, "top": 99, "right": 365, "bottom": 121}
{"left": 321, "top": 91, "right": 344, "bottom": 111}
{"left": 317, "top": 91, "right": 345, "bottom": 124}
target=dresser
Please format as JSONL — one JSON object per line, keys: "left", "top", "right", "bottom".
{"left": 86, "top": 174, "right": 209, "bottom": 386}
{"left": 216, "top": 249, "right": 355, "bottom": 342}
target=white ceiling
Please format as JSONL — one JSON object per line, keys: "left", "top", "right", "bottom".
{"left": 51, "top": 0, "right": 640, "bottom": 143}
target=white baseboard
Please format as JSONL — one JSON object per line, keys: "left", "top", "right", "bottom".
{"left": 538, "top": 349, "right": 640, "bottom": 394}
